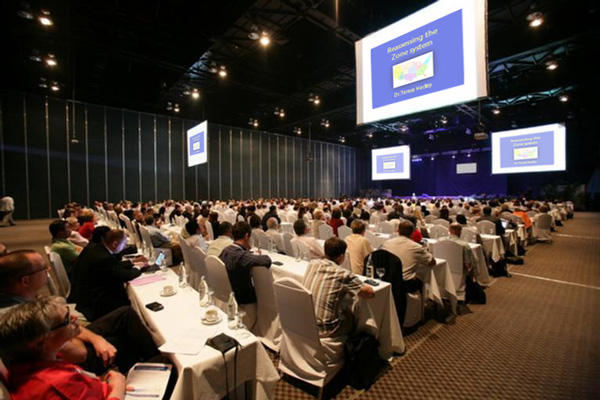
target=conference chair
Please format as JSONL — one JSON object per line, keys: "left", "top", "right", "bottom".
{"left": 460, "top": 227, "right": 479, "bottom": 244}
{"left": 204, "top": 255, "right": 233, "bottom": 312}
{"left": 178, "top": 234, "right": 203, "bottom": 290}
{"left": 47, "top": 250, "right": 71, "bottom": 299}
{"left": 364, "top": 230, "right": 381, "bottom": 249}
{"left": 476, "top": 220, "right": 496, "bottom": 235}
{"left": 432, "top": 241, "right": 466, "bottom": 301}
{"left": 433, "top": 219, "right": 450, "bottom": 228}
{"left": 291, "top": 239, "right": 311, "bottom": 260}
{"left": 429, "top": 225, "right": 449, "bottom": 239}
{"left": 378, "top": 221, "right": 396, "bottom": 234}
{"left": 252, "top": 229, "right": 271, "bottom": 250}
{"left": 282, "top": 232, "right": 295, "bottom": 257}
{"left": 424, "top": 215, "right": 437, "bottom": 223}
{"left": 204, "top": 221, "right": 214, "bottom": 241}
{"left": 318, "top": 224, "right": 334, "bottom": 241}
{"left": 337, "top": 225, "right": 352, "bottom": 240}
{"left": 533, "top": 214, "right": 553, "bottom": 243}
{"left": 526, "top": 210, "right": 537, "bottom": 218}
{"left": 273, "top": 278, "right": 345, "bottom": 400}
{"left": 340, "top": 250, "right": 351, "bottom": 271}
{"left": 119, "top": 214, "right": 141, "bottom": 248}
{"left": 137, "top": 225, "right": 173, "bottom": 266}
{"left": 251, "top": 267, "right": 282, "bottom": 352}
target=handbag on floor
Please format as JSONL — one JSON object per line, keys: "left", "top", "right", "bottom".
{"left": 344, "top": 332, "right": 386, "bottom": 390}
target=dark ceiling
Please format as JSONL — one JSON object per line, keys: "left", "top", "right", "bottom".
{"left": 1, "top": 0, "right": 599, "bottom": 154}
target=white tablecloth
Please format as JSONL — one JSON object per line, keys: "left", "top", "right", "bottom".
{"left": 424, "top": 239, "right": 492, "bottom": 286}
{"left": 503, "top": 229, "right": 519, "bottom": 255}
{"left": 280, "top": 222, "right": 294, "bottom": 235}
{"left": 480, "top": 234, "right": 505, "bottom": 262}
{"left": 516, "top": 224, "right": 528, "bottom": 245}
{"left": 127, "top": 270, "right": 280, "bottom": 400}
{"left": 265, "top": 251, "right": 405, "bottom": 357}
{"left": 160, "top": 224, "right": 183, "bottom": 240}
{"left": 415, "top": 258, "right": 458, "bottom": 314}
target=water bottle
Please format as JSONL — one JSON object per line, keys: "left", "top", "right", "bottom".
{"left": 178, "top": 263, "right": 188, "bottom": 288}
{"left": 227, "top": 292, "right": 238, "bottom": 329}
{"left": 198, "top": 276, "right": 208, "bottom": 307}
{"left": 366, "top": 254, "right": 374, "bottom": 279}
{"left": 269, "top": 238, "right": 276, "bottom": 253}
{"left": 295, "top": 244, "right": 301, "bottom": 262}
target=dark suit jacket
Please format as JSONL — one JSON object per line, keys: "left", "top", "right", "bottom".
{"left": 72, "top": 242, "right": 141, "bottom": 321}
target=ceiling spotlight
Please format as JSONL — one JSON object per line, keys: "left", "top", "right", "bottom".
{"left": 70, "top": 138, "right": 79, "bottom": 144}
{"left": 17, "top": 9, "right": 34, "bottom": 19}
{"left": 208, "top": 62, "right": 218, "bottom": 74}
{"left": 559, "top": 94, "right": 569, "bottom": 102}
{"left": 191, "top": 89, "right": 200, "bottom": 99}
{"left": 367, "top": 133, "right": 373, "bottom": 138}
{"left": 38, "top": 78, "right": 48, "bottom": 88}
{"left": 293, "top": 127, "right": 302, "bottom": 135}
{"left": 249, "top": 118, "right": 259, "bottom": 127}
{"left": 400, "top": 125, "right": 409, "bottom": 133}
{"left": 30, "top": 54, "right": 42, "bottom": 62}
{"left": 308, "top": 93, "right": 315, "bottom": 102}
{"left": 545, "top": 60, "right": 558, "bottom": 71}
{"left": 50, "top": 82, "right": 60, "bottom": 91}
{"left": 259, "top": 32, "right": 270, "bottom": 46}
{"left": 313, "top": 96, "right": 321, "bottom": 105}
{"left": 320, "top": 119, "right": 330, "bottom": 128}
{"left": 440, "top": 116, "right": 448, "bottom": 124}
{"left": 45, "top": 54, "right": 57, "bottom": 67}
{"left": 166, "top": 102, "right": 173, "bottom": 111}
{"left": 39, "top": 10, "right": 53, "bottom": 26}
{"left": 430, "top": 156, "right": 435, "bottom": 161}
{"left": 248, "top": 25, "right": 260, "bottom": 40}
{"left": 452, "top": 154, "right": 456, "bottom": 159}
{"left": 279, "top": 109, "right": 285, "bottom": 117}
{"left": 527, "top": 11, "right": 544, "bottom": 27}
{"left": 218, "top": 65, "right": 227, "bottom": 77}
{"left": 428, "top": 133, "right": 435, "bottom": 140}
{"left": 339, "top": 136, "right": 346, "bottom": 143}
{"left": 492, "top": 108, "right": 501, "bottom": 115}
{"left": 173, "top": 103, "right": 180, "bottom": 113}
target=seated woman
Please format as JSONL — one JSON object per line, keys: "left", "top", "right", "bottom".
{"left": 0, "top": 296, "right": 127, "bottom": 400}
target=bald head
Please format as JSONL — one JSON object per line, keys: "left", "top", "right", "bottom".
{"left": 0, "top": 250, "right": 47, "bottom": 295}
{"left": 449, "top": 223, "right": 462, "bottom": 237}
{"left": 266, "top": 217, "right": 279, "bottom": 230}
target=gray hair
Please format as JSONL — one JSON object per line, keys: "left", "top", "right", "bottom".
{"left": 266, "top": 217, "right": 279, "bottom": 230}
{"left": 0, "top": 296, "right": 66, "bottom": 363}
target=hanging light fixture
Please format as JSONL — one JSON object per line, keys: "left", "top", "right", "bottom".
{"left": 38, "top": 10, "right": 53, "bottom": 26}
{"left": 218, "top": 65, "right": 227, "bottom": 77}
{"left": 259, "top": 31, "right": 270, "bottom": 46}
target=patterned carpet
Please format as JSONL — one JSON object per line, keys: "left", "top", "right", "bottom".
{"left": 1, "top": 214, "right": 599, "bottom": 399}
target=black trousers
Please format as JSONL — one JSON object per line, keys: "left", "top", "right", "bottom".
{"left": 83, "top": 306, "right": 159, "bottom": 374}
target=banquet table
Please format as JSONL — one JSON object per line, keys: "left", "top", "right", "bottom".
{"left": 516, "top": 224, "right": 528, "bottom": 246}
{"left": 415, "top": 258, "right": 458, "bottom": 314}
{"left": 127, "top": 270, "right": 280, "bottom": 400}
{"left": 161, "top": 223, "right": 183, "bottom": 239}
{"left": 503, "top": 229, "right": 519, "bottom": 255}
{"left": 265, "top": 250, "right": 405, "bottom": 357}
{"left": 424, "top": 239, "right": 492, "bottom": 286}
{"left": 480, "top": 234, "right": 505, "bottom": 262}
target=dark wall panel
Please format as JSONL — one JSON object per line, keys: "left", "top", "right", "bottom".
{"left": 48, "top": 98, "right": 69, "bottom": 213}
{"left": 86, "top": 104, "right": 106, "bottom": 206}
{"left": 123, "top": 112, "right": 140, "bottom": 202}
{"left": 3, "top": 93, "right": 28, "bottom": 219}
{"left": 69, "top": 104, "right": 87, "bottom": 205}
{"left": 140, "top": 114, "right": 155, "bottom": 202}
{"left": 156, "top": 116, "right": 170, "bottom": 202}
{"left": 183, "top": 120, "right": 197, "bottom": 201}
{"left": 105, "top": 108, "right": 124, "bottom": 203}
{"left": 170, "top": 118, "right": 183, "bottom": 200}
{"left": 231, "top": 128, "right": 242, "bottom": 200}
{"left": 25, "top": 94, "right": 48, "bottom": 218}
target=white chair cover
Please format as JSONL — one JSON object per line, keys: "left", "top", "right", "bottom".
{"left": 119, "top": 214, "right": 140, "bottom": 247}
{"left": 337, "top": 225, "right": 351, "bottom": 240}
{"left": 178, "top": 234, "right": 203, "bottom": 290}
{"left": 534, "top": 214, "right": 553, "bottom": 242}
{"left": 433, "top": 219, "right": 450, "bottom": 228}
{"left": 318, "top": 224, "right": 334, "bottom": 241}
{"left": 430, "top": 225, "right": 449, "bottom": 239}
{"left": 291, "top": 239, "right": 311, "bottom": 260}
{"left": 433, "top": 241, "right": 466, "bottom": 301}
{"left": 273, "top": 278, "right": 344, "bottom": 389}
{"left": 48, "top": 251, "right": 71, "bottom": 298}
{"left": 460, "top": 227, "right": 479, "bottom": 244}
{"left": 204, "top": 255, "right": 233, "bottom": 311}
{"left": 340, "top": 250, "right": 351, "bottom": 271}
{"left": 476, "top": 220, "right": 496, "bottom": 235}
{"left": 425, "top": 215, "right": 437, "bottom": 223}
{"left": 251, "top": 267, "right": 282, "bottom": 352}
{"left": 282, "top": 233, "right": 295, "bottom": 257}
{"left": 204, "top": 221, "right": 214, "bottom": 241}
{"left": 253, "top": 229, "right": 272, "bottom": 250}
{"left": 378, "top": 221, "right": 395, "bottom": 234}
{"left": 364, "top": 230, "right": 379, "bottom": 248}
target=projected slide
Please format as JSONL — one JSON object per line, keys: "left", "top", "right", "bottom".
{"left": 372, "top": 145, "right": 411, "bottom": 180}
{"left": 187, "top": 120, "right": 208, "bottom": 167}
{"left": 492, "top": 123, "right": 566, "bottom": 174}
{"left": 356, "top": 0, "right": 487, "bottom": 125}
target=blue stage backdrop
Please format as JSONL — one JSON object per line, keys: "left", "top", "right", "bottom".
{"left": 368, "top": 151, "right": 508, "bottom": 197}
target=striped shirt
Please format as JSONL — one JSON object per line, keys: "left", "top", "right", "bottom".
{"left": 302, "top": 259, "right": 363, "bottom": 337}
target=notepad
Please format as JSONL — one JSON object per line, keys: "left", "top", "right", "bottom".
{"left": 130, "top": 274, "right": 166, "bottom": 286}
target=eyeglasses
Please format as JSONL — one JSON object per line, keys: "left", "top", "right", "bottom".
{"left": 21, "top": 265, "right": 50, "bottom": 276}
{"left": 50, "top": 308, "right": 72, "bottom": 331}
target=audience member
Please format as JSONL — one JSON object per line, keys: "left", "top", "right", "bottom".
{"left": 383, "top": 221, "right": 436, "bottom": 283}
{"left": 65, "top": 216, "right": 89, "bottom": 247}
{"left": 291, "top": 219, "right": 324, "bottom": 260}
{"left": 49, "top": 219, "right": 80, "bottom": 279}
{"left": 207, "top": 222, "right": 234, "bottom": 257}
{"left": 145, "top": 216, "right": 183, "bottom": 264}
{"left": 344, "top": 219, "right": 373, "bottom": 275}
{"left": 265, "top": 217, "right": 285, "bottom": 253}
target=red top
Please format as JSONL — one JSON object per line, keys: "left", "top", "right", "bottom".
{"left": 7, "top": 360, "right": 114, "bottom": 400}
{"left": 78, "top": 222, "right": 95, "bottom": 240}
{"left": 412, "top": 229, "right": 423, "bottom": 243}
{"left": 328, "top": 218, "right": 345, "bottom": 236}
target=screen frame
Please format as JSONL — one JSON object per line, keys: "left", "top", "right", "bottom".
{"left": 187, "top": 120, "right": 208, "bottom": 167}
{"left": 371, "top": 145, "right": 411, "bottom": 181}
{"left": 356, "top": 0, "right": 488, "bottom": 125}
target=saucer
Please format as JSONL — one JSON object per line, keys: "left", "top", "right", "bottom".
{"left": 201, "top": 315, "right": 222, "bottom": 325}
{"left": 160, "top": 289, "right": 177, "bottom": 297}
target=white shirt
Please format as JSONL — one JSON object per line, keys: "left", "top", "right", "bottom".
{"left": 207, "top": 236, "right": 233, "bottom": 258}
{"left": 0, "top": 197, "right": 14, "bottom": 212}
{"left": 187, "top": 234, "right": 208, "bottom": 252}
{"left": 291, "top": 236, "right": 324, "bottom": 260}
{"left": 265, "top": 229, "right": 285, "bottom": 253}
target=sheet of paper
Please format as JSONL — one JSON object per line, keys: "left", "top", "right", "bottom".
{"left": 125, "top": 363, "right": 172, "bottom": 400}
{"left": 158, "top": 327, "right": 216, "bottom": 355}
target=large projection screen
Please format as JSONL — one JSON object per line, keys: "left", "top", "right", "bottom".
{"left": 372, "top": 145, "right": 411, "bottom": 180}
{"left": 356, "top": 0, "right": 488, "bottom": 125}
{"left": 187, "top": 120, "right": 208, "bottom": 167}
{"left": 491, "top": 123, "right": 566, "bottom": 174}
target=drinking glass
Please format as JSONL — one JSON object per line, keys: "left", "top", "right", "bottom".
{"left": 236, "top": 310, "right": 250, "bottom": 339}
{"left": 376, "top": 267, "right": 386, "bottom": 282}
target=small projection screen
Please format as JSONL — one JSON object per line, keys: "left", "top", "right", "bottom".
{"left": 187, "top": 120, "right": 208, "bottom": 167}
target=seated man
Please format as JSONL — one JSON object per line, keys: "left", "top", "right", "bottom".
{"left": 71, "top": 229, "right": 145, "bottom": 321}
{"left": 207, "top": 221, "right": 234, "bottom": 258}
{"left": 344, "top": 219, "right": 373, "bottom": 275}
{"left": 248, "top": 214, "right": 264, "bottom": 246}
{"left": 145, "top": 216, "right": 182, "bottom": 264}
{"left": 438, "top": 223, "right": 476, "bottom": 273}
{"left": 302, "top": 237, "right": 375, "bottom": 338}
{"left": 219, "top": 222, "right": 271, "bottom": 330}
{"left": 383, "top": 221, "right": 435, "bottom": 287}
{"left": 478, "top": 206, "right": 505, "bottom": 235}
{"left": 66, "top": 216, "right": 89, "bottom": 247}
{"left": 0, "top": 250, "right": 159, "bottom": 375}
{"left": 265, "top": 217, "right": 285, "bottom": 253}
{"left": 185, "top": 219, "right": 208, "bottom": 252}
{"left": 291, "top": 219, "right": 325, "bottom": 260}
{"left": 49, "top": 219, "right": 80, "bottom": 279}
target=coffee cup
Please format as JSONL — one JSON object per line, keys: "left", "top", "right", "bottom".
{"left": 204, "top": 308, "right": 219, "bottom": 322}
{"left": 162, "top": 285, "right": 174, "bottom": 295}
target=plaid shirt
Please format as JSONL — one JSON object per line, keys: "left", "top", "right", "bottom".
{"left": 302, "top": 258, "right": 363, "bottom": 337}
